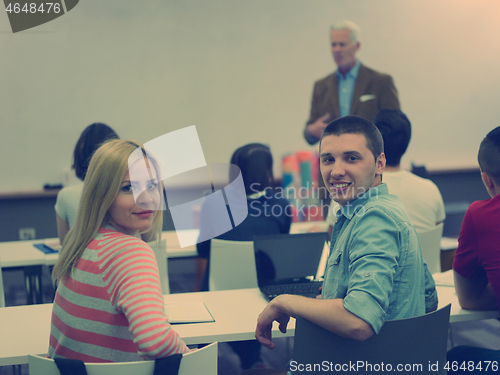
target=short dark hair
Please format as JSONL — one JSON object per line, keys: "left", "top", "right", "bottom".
{"left": 320, "top": 115, "right": 384, "bottom": 160}
{"left": 478, "top": 126, "right": 500, "bottom": 186}
{"left": 230, "top": 143, "right": 274, "bottom": 195}
{"left": 373, "top": 109, "right": 411, "bottom": 166}
{"left": 72, "top": 123, "right": 119, "bottom": 180}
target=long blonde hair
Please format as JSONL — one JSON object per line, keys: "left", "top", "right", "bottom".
{"left": 52, "top": 139, "right": 164, "bottom": 281}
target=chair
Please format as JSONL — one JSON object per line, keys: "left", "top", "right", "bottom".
{"left": 417, "top": 223, "right": 444, "bottom": 274}
{"left": 148, "top": 239, "right": 170, "bottom": 295}
{"left": 28, "top": 342, "right": 217, "bottom": 375}
{"left": 209, "top": 239, "right": 258, "bottom": 291}
{"left": 292, "top": 304, "right": 451, "bottom": 375}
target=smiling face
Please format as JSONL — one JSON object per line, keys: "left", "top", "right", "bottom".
{"left": 320, "top": 133, "right": 385, "bottom": 206}
{"left": 330, "top": 28, "right": 360, "bottom": 74}
{"left": 107, "top": 158, "right": 161, "bottom": 236}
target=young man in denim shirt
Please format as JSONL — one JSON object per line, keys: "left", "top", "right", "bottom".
{"left": 255, "top": 115, "right": 437, "bottom": 348}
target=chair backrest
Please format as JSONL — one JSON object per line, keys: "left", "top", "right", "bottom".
{"left": 292, "top": 305, "right": 451, "bottom": 375}
{"left": 417, "top": 223, "right": 444, "bottom": 274}
{"left": 0, "top": 258, "right": 5, "bottom": 307}
{"left": 28, "top": 342, "right": 217, "bottom": 375}
{"left": 148, "top": 239, "right": 170, "bottom": 295}
{"left": 209, "top": 239, "right": 258, "bottom": 291}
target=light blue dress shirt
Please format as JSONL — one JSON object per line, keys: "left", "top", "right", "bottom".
{"left": 337, "top": 59, "right": 361, "bottom": 117}
{"left": 304, "top": 59, "right": 362, "bottom": 144}
{"left": 321, "top": 183, "right": 438, "bottom": 333}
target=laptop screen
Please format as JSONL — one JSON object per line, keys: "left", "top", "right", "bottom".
{"left": 253, "top": 232, "right": 329, "bottom": 287}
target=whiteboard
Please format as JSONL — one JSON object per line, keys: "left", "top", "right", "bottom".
{"left": 1, "top": 0, "right": 499, "bottom": 191}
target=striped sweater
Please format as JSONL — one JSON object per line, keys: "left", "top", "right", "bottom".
{"left": 48, "top": 226, "right": 189, "bottom": 362}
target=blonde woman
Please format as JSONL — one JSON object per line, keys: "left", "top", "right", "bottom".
{"left": 49, "top": 139, "right": 190, "bottom": 362}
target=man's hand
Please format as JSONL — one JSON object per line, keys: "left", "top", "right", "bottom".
{"left": 307, "top": 113, "right": 330, "bottom": 140}
{"left": 255, "top": 296, "right": 291, "bottom": 349}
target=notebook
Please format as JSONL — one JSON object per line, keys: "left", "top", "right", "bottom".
{"left": 253, "top": 232, "right": 329, "bottom": 301}
{"left": 164, "top": 302, "right": 215, "bottom": 324}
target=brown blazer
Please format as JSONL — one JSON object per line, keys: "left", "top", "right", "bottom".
{"left": 304, "top": 63, "right": 400, "bottom": 145}
{"left": 304, "top": 63, "right": 400, "bottom": 204}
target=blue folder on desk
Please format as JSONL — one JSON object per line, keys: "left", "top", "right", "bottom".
{"left": 33, "top": 244, "right": 58, "bottom": 254}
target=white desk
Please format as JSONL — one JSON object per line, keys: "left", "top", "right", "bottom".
{"left": 0, "top": 288, "right": 286, "bottom": 366}
{"left": 0, "top": 302, "right": 52, "bottom": 366}
{"left": 0, "top": 232, "right": 198, "bottom": 304}
{"left": 165, "top": 289, "right": 290, "bottom": 344}
{"left": 434, "top": 270, "right": 499, "bottom": 323}
{"left": 0, "top": 240, "right": 47, "bottom": 268}
{"left": 0, "top": 222, "right": 329, "bottom": 271}
{"left": 437, "top": 285, "right": 498, "bottom": 322}
{"left": 0, "top": 239, "right": 49, "bottom": 304}
{"left": 0, "top": 222, "right": 458, "bottom": 267}
{"left": 0, "top": 231, "right": 198, "bottom": 270}
{"left": 0, "top": 286, "right": 497, "bottom": 366}
{"left": 0, "top": 221, "right": 330, "bottom": 268}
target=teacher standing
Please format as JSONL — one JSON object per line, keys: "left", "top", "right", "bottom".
{"left": 303, "top": 20, "right": 401, "bottom": 215}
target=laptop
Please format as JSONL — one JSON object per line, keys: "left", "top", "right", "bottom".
{"left": 253, "top": 232, "right": 329, "bottom": 301}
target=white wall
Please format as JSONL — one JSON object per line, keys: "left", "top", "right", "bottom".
{"left": 1, "top": 0, "right": 499, "bottom": 191}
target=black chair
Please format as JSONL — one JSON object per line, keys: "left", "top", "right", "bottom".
{"left": 292, "top": 304, "right": 451, "bottom": 374}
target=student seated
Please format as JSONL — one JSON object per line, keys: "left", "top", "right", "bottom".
{"left": 197, "top": 143, "right": 292, "bottom": 290}
{"left": 197, "top": 143, "right": 292, "bottom": 371}
{"left": 49, "top": 139, "right": 190, "bottom": 361}
{"left": 448, "top": 126, "right": 500, "bottom": 374}
{"left": 255, "top": 116, "right": 437, "bottom": 351}
{"left": 373, "top": 109, "right": 445, "bottom": 231}
{"left": 55, "top": 122, "right": 118, "bottom": 243}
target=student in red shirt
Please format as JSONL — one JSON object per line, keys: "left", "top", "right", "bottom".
{"left": 449, "top": 126, "right": 500, "bottom": 373}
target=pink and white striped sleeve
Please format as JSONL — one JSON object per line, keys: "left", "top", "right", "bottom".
{"left": 99, "top": 238, "right": 190, "bottom": 358}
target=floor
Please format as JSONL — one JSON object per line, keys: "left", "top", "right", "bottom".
{"left": 1, "top": 263, "right": 499, "bottom": 375}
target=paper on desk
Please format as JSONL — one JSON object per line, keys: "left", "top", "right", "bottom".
{"left": 441, "top": 237, "right": 459, "bottom": 251}
{"left": 432, "top": 269, "right": 455, "bottom": 287}
{"left": 164, "top": 302, "right": 214, "bottom": 324}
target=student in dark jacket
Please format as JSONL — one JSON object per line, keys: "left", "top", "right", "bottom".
{"left": 197, "top": 143, "right": 292, "bottom": 370}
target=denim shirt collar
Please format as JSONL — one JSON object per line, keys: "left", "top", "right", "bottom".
{"left": 337, "top": 183, "right": 388, "bottom": 219}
